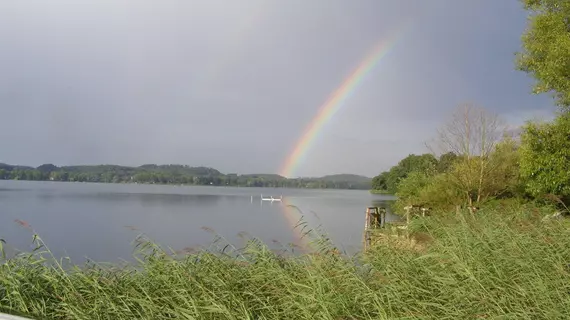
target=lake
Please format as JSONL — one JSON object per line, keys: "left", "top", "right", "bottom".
{"left": 0, "top": 180, "right": 397, "bottom": 262}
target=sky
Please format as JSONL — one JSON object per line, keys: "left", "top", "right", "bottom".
{"left": 0, "top": 0, "right": 557, "bottom": 178}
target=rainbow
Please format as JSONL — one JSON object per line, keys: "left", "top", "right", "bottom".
{"left": 279, "top": 28, "right": 409, "bottom": 178}
{"left": 279, "top": 199, "right": 309, "bottom": 251}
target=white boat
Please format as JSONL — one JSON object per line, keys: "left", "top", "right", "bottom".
{"left": 261, "top": 194, "right": 283, "bottom": 202}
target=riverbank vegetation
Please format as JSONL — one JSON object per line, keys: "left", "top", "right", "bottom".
{"left": 0, "top": 164, "right": 372, "bottom": 190}
{"left": 370, "top": 0, "right": 570, "bottom": 209}
{"left": 370, "top": 0, "right": 570, "bottom": 213}
{"left": 1, "top": 203, "right": 569, "bottom": 319}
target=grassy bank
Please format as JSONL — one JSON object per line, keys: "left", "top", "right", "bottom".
{"left": 369, "top": 189, "right": 392, "bottom": 195}
{"left": 1, "top": 204, "right": 569, "bottom": 319}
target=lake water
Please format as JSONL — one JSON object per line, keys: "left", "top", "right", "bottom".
{"left": 0, "top": 180, "right": 397, "bottom": 262}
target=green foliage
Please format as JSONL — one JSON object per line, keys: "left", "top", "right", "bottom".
{"left": 371, "top": 153, "right": 437, "bottom": 193}
{"left": 394, "top": 171, "right": 432, "bottom": 206}
{"left": 517, "top": 0, "right": 570, "bottom": 108}
{"left": 0, "top": 163, "right": 371, "bottom": 190}
{"left": 436, "top": 152, "right": 459, "bottom": 173}
{"left": 488, "top": 136, "right": 525, "bottom": 198}
{"left": 444, "top": 138, "right": 521, "bottom": 205}
{"left": 391, "top": 136, "right": 522, "bottom": 211}
{"left": 415, "top": 173, "right": 464, "bottom": 210}
{"left": 520, "top": 114, "right": 570, "bottom": 200}
{"left": 1, "top": 206, "right": 569, "bottom": 319}
{"left": 371, "top": 171, "right": 389, "bottom": 190}
{"left": 392, "top": 170, "right": 460, "bottom": 212}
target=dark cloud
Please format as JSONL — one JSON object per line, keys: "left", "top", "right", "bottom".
{"left": 0, "top": 0, "right": 556, "bottom": 177}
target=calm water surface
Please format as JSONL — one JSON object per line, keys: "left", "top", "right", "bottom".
{"left": 0, "top": 180, "right": 397, "bottom": 262}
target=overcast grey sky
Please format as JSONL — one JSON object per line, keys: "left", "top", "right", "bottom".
{"left": 0, "top": 0, "right": 556, "bottom": 177}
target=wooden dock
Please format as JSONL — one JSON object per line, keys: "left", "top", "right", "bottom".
{"left": 362, "top": 206, "right": 387, "bottom": 251}
{"left": 362, "top": 205, "right": 430, "bottom": 252}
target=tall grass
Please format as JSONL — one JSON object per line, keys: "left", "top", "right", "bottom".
{"left": 1, "top": 204, "right": 569, "bottom": 319}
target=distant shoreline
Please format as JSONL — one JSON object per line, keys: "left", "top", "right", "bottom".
{"left": 369, "top": 189, "right": 393, "bottom": 195}
{"left": 0, "top": 177, "right": 375, "bottom": 192}
{"left": 0, "top": 163, "right": 373, "bottom": 191}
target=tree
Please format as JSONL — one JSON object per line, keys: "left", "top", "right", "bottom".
{"left": 516, "top": 0, "right": 570, "bottom": 108}
{"left": 436, "top": 152, "right": 458, "bottom": 173}
{"left": 371, "top": 154, "right": 437, "bottom": 193}
{"left": 394, "top": 171, "right": 432, "bottom": 207}
{"left": 429, "top": 104, "right": 507, "bottom": 205}
{"left": 519, "top": 113, "right": 570, "bottom": 201}
{"left": 398, "top": 154, "right": 437, "bottom": 175}
{"left": 487, "top": 137, "right": 523, "bottom": 198}
{"left": 371, "top": 171, "right": 389, "bottom": 190}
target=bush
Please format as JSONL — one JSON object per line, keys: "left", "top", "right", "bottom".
{"left": 520, "top": 114, "right": 570, "bottom": 203}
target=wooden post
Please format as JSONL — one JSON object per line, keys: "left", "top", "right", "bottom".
{"left": 379, "top": 207, "right": 387, "bottom": 228}
{"left": 363, "top": 206, "right": 390, "bottom": 252}
{"left": 363, "top": 208, "right": 370, "bottom": 251}
{"left": 404, "top": 205, "right": 411, "bottom": 240}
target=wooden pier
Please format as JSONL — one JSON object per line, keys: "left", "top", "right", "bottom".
{"left": 403, "top": 205, "right": 430, "bottom": 225}
{"left": 362, "top": 206, "right": 387, "bottom": 251}
{"left": 362, "top": 205, "right": 431, "bottom": 252}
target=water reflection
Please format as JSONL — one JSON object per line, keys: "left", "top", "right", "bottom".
{"left": 33, "top": 191, "right": 226, "bottom": 207}
{"left": 0, "top": 180, "right": 398, "bottom": 261}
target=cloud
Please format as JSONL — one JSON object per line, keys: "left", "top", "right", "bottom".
{"left": 0, "top": 0, "right": 556, "bottom": 176}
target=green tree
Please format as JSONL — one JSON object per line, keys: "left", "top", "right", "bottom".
{"left": 430, "top": 104, "right": 506, "bottom": 206}
{"left": 415, "top": 173, "right": 464, "bottom": 211}
{"left": 398, "top": 154, "right": 437, "bottom": 174}
{"left": 371, "top": 171, "right": 389, "bottom": 190}
{"left": 487, "top": 137, "right": 523, "bottom": 198}
{"left": 517, "top": 0, "right": 570, "bottom": 108}
{"left": 372, "top": 153, "right": 437, "bottom": 193}
{"left": 49, "top": 171, "right": 60, "bottom": 181}
{"left": 436, "top": 152, "right": 458, "bottom": 173}
{"left": 31, "top": 170, "right": 43, "bottom": 181}
{"left": 394, "top": 171, "right": 432, "bottom": 207}
{"left": 520, "top": 114, "right": 570, "bottom": 201}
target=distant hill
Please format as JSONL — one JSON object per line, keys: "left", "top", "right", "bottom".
{"left": 0, "top": 163, "right": 33, "bottom": 171}
{"left": 0, "top": 163, "right": 370, "bottom": 190}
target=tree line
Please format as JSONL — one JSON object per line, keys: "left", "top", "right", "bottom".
{"left": 371, "top": 0, "right": 570, "bottom": 211}
{"left": 0, "top": 163, "right": 372, "bottom": 190}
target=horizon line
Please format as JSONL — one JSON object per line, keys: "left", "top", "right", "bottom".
{"left": 0, "top": 162, "right": 373, "bottom": 179}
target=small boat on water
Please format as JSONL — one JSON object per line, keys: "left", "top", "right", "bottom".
{"left": 261, "top": 194, "right": 283, "bottom": 202}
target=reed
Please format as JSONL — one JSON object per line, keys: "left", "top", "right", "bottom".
{"left": 0, "top": 203, "right": 569, "bottom": 319}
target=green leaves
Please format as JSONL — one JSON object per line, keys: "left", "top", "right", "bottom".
{"left": 371, "top": 154, "right": 438, "bottom": 193}
{"left": 517, "top": 0, "right": 570, "bottom": 108}
{"left": 520, "top": 114, "right": 570, "bottom": 199}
